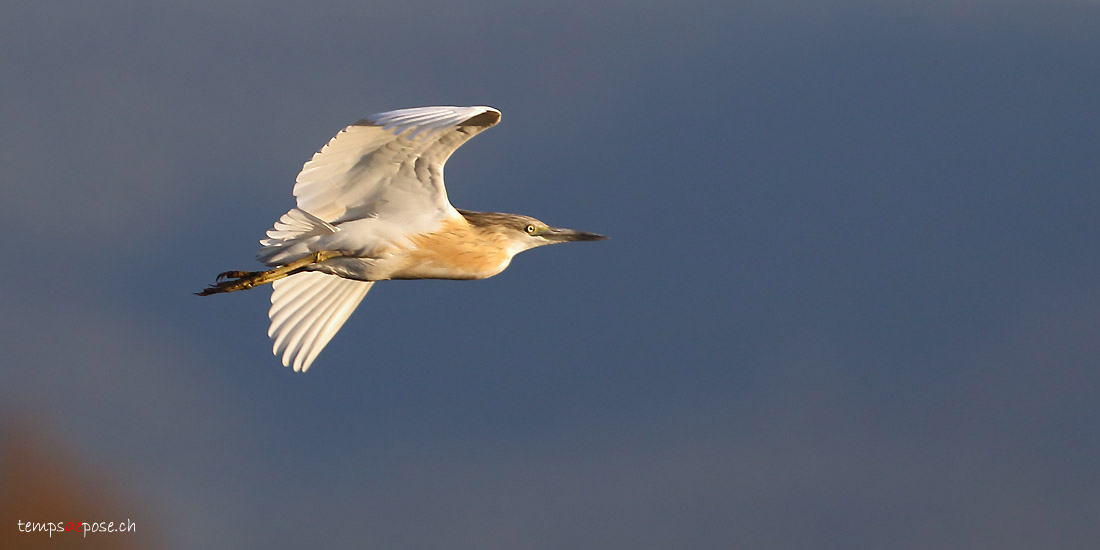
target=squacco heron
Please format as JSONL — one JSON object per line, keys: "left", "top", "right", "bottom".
{"left": 199, "top": 106, "right": 606, "bottom": 372}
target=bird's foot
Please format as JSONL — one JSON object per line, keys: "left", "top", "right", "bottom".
{"left": 216, "top": 270, "right": 260, "bottom": 282}
{"left": 197, "top": 271, "right": 261, "bottom": 296}
{"left": 197, "top": 251, "right": 348, "bottom": 296}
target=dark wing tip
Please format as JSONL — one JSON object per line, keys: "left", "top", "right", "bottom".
{"left": 352, "top": 107, "right": 500, "bottom": 129}
{"left": 461, "top": 109, "right": 502, "bottom": 128}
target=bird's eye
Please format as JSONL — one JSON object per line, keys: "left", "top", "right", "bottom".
{"left": 525, "top": 224, "right": 537, "bottom": 234}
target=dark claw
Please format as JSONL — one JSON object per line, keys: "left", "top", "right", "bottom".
{"left": 216, "top": 270, "right": 256, "bottom": 282}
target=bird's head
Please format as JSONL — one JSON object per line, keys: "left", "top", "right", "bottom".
{"left": 458, "top": 209, "right": 607, "bottom": 256}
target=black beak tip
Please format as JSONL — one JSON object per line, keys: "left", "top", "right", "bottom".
{"left": 547, "top": 227, "right": 608, "bottom": 242}
{"left": 568, "top": 230, "right": 608, "bottom": 242}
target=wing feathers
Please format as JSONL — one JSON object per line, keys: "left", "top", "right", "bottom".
{"left": 268, "top": 272, "right": 373, "bottom": 372}
{"left": 257, "top": 208, "right": 339, "bottom": 265}
{"left": 297, "top": 280, "right": 362, "bottom": 370}
{"left": 269, "top": 277, "right": 332, "bottom": 339}
{"left": 292, "top": 106, "right": 501, "bottom": 225}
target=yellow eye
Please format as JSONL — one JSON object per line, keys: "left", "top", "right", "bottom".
{"left": 525, "top": 224, "right": 537, "bottom": 234}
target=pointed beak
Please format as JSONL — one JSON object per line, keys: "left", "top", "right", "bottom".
{"left": 544, "top": 227, "right": 608, "bottom": 242}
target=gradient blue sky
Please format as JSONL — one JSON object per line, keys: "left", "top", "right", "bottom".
{"left": 3, "top": 1, "right": 1100, "bottom": 548}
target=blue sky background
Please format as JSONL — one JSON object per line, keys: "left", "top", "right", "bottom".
{"left": 2, "top": 1, "right": 1099, "bottom": 548}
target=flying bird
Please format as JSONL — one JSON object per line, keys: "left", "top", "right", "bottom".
{"left": 199, "top": 106, "right": 606, "bottom": 372}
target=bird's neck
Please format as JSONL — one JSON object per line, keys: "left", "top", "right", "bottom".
{"left": 394, "top": 216, "right": 514, "bottom": 280}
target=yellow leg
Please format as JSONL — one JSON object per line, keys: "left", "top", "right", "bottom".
{"left": 197, "top": 251, "right": 344, "bottom": 296}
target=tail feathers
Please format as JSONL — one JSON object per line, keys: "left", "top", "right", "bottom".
{"left": 268, "top": 271, "right": 373, "bottom": 372}
{"left": 258, "top": 208, "right": 337, "bottom": 265}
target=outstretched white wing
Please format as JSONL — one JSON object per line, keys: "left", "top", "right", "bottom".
{"left": 292, "top": 105, "right": 502, "bottom": 228}
{"left": 268, "top": 271, "right": 374, "bottom": 372}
